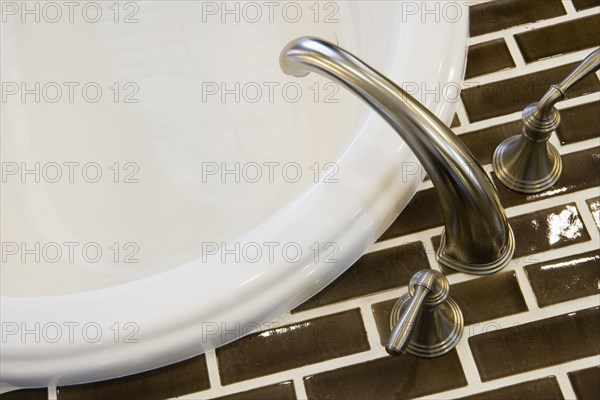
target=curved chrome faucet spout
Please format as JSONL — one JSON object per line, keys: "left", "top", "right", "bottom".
{"left": 280, "top": 37, "right": 514, "bottom": 274}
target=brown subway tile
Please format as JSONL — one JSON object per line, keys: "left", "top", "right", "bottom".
{"left": 293, "top": 242, "right": 429, "bottom": 313}
{"left": 378, "top": 188, "right": 443, "bottom": 241}
{"left": 469, "top": 306, "right": 600, "bottom": 381}
{"left": 451, "top": 113, "right": 461, "bottom": 128}
{"left": 216, "top": 309, "right": 369, "bottom": 385}
{"left": 459, "top": 119, "right": 521, "bottom": 165}
{"left": 303, "top": 350, "right": 466, "bottom": 400}
{"left": 56, "top": 355, "right": 210, "bottom": 400}
{"left": 515, "top": 15, "right": 600, "bottom": 63}
{"left": 568, "top": 366, "right": 600, "bottom": 400}
{"left": 0, "top": 389, "right": 48, "bottom": 400}
{"left": 433, "top": 203, "right": 591, "bottom": 263}
{"left": 459, "top": 376, "right": 564, "bottom": 400}
{"left": 510, "top": 203, "right": 591, "bottom": 259}
{"left": 492, "top": 147, "right": 600, "bottom": 208}
{"left": 556, "top": 101, "right": 600, "bottom": 144}
{"left": 573, "top": 0, "right": 600, "bottom": 11}
{"left": 525, "top": 250, "right": 600, "bottom": 307}
{"left": 470, "top": 0, "right": 566, "bottom": 37}
{"left": 371, "top": 271, "right": 527, "bottom": 344}
{"left": 210, "top": 381, "right": 296, "bottom": 400}
{"left": 461, "top": 62, "right": 600, "bottom": 123}
{"left": 466, "top": 39, "right": 516, "bottom": 79}
{"left": 586, "top": 197, "right": 600, "bottom": 230}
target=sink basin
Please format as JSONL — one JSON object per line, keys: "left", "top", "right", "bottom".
{"left": 0, "top": 1, "right": 467, "bottom": 389}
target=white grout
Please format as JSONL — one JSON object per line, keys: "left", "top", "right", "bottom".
{"left": 181, "top": 5, "right": 600, "bottom": 400}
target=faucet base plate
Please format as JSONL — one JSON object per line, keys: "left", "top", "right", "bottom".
{"left": 436, "top": 226, "right": 515, "bottom": 275}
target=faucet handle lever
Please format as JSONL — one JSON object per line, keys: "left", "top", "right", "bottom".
{"left": 386, "top": 270, "right": 463, "bottom": 358}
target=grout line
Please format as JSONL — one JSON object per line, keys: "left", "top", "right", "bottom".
{"left": 555, "top": 372, "right": 578, "bottom": 400}
{"left": 293, "top": 377, "right": 308, "bottom": 400}
{"left": 503, "top": 34, "right": 526, "bottom": 68}
{"left": 47, "top": 385, "right": 57, "bottom": 400}
{"left": 561, "top": 0, "right": 578, "bottom": 15}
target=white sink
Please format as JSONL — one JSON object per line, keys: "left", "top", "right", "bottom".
{"left": 0, "top": 0, "right": 467, "bottom": 389}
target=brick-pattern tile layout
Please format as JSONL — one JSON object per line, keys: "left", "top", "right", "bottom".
{"left": 216, "top": 309, "right": 370, "bottom": 385}
{"left": 56, "top": 355, "right": 210, "bottom": 400}
{"left": 469, "top": 307, "right": 600, "bottom": 381}
{"left": 525, "top": 250, "right": 600, "bottom": 307}
{"left": 459, "top": 376, "right": 565, "bottom": 400}
{"left": 568, "top": 366, "right": 600, "bottom": 400}
{"left": 466, "top": 39, "right": 515, "bottom": 78}
{"left": 47, "top": 2, "right": 600, "bottom": 400}
{"left": 515, "top": 14, "right": 600, "bottom": 63}
{"left": 303, "top": 351, "right": 467, "bottom": 400}
{"left": 209, "top": 381, "right": 296, "bottom": 400}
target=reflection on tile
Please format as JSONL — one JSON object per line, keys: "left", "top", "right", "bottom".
{"left": 293, "top": 242, "right": 429, "bottom": 313}
{"left": 379, "top": 189, "right": 443, "bottom": 241}
{"left": 568, "top": 366, "right": 600, "bottom": 400}
{"left": 466, "top": 39, "right": 515, "bottom": 79}
{"left": 556, "top": 101, "right": 600, "bottom": 144}
{"left": 572, "top": 0, "right": 600, "bottom": 11}
{"left": 0, "top": 389, "right": 48, "bottom": 400}
{"left": 371, "top": 271, "right": 528, "bottom": 344}
{"left": 459, "top": 376, "right": 564, "bottom": 400}
{"left": 493, "top": 148, "right": 600, "bottom": 208}
{"left": 515, "top": 15, "right": 600, "bottom": 63}
{"left": 586, "top": 197, "right": 600, "bottom": 230}
{"left": 210, "top": 381, "right": 296, "bottom": 400}
{"left": 525, "top": 250, "right": 600, "bottom": 307}
{"left": 512, "top": 203, "right": 591, "bottom": 258}
{"left": 459, "top": 120, "right": 521, "bottom": 165}
{"left": 56, "top": 355, "right": 210, "bottom": 400}
{"left": 461, "top": 62, "right": 600, "bottom": 123}
{"left": 216, "top": 309, "right": 369, "bottom": 385}
{"left": 434, "top": 203, "right": 591, "bottom": 262}
{"left": 469, "top": 0, "right": 566, "bottom": 37}
{"left": 304, "top": 350, "right": 466, "bottom": 400}
{"left": 469, "top": 307, "right": 600, "bottom": 381}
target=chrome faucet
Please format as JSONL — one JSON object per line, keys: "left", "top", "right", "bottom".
{"left": 280, "top": 37, "right": 514, "bottom": 275}
{"left": 493, "top": 48, "right": 600, "bottom": 193}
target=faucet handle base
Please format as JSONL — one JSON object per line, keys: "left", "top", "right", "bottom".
{"left": 388, "top": 270, "right": 463, "bottom": 358}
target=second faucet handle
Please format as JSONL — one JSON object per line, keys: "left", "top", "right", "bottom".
{"left": 386, "top": 270, "right": 463, "bottom": 358}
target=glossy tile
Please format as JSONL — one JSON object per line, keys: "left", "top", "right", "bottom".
{"left": 525, "top": 250, "right": 600, "bottom": 307}
{"left": 303, "top": 350, "right": 466, "bottom": 400}
{"left": 461, "top": 62, "right": 600, "bottom": 123}
{"left": 459, "top": 119, "right": 521, "bottom": 165}
{"left": 293, "top": 242, "right": 429, "bottom": 313}
{"left": 451, "top": 113, "right": 461, "bottom": 128}
{"left": 56, "top": 355, "right": 210, "bottom": 400}
{"left": 459, "top": 376, "right": 564, "bottom": 400}
{"left": 586, "top": 197, "right": 600, "bottom": 230}
{"left": 0, "top": 389, "right": 48, "bottom": 400}
{"left": 469, "top": 0, "right": 566, "bottom": 37}
{"left": 378, "top": 189, "right": 443, "bottom": 241}
{"left": 216, "top": 309, "right": 369, "bottom": 385}
{"left": 469, "top": 307, "right": 600, "bottom": 381}
{"left": 372, "top": 271, "right": 527, "bottom": 345}
{"left": 492, "top": 148, "right": 600, "bottom": 208}
{"left": 515, "top": 15, "right": 600, "bottom": 63}
{"left": 466, "top": 39, "right": 515, "bottom": 79}
{"left": 209, "top": 381, "right": 296, "bottom": 400}
{"left": 556, "top": 101, "right": 600, "bottom": 144}
{"left": 572, "top": 0, "right": 600, "bottom": 11}
{"left": 510, "top": 203, "right": 591, "bottom": 258}
{"left": 568, "top": 366, "right": 600, "bottom": 400}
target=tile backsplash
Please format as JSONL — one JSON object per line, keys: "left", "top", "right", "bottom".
{"left": 4, "top": 1, "right": 599, "bottom": 399}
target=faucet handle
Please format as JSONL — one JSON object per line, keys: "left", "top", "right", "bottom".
{"left": 386, "top": 270, "right": 463, "bottom": 358}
